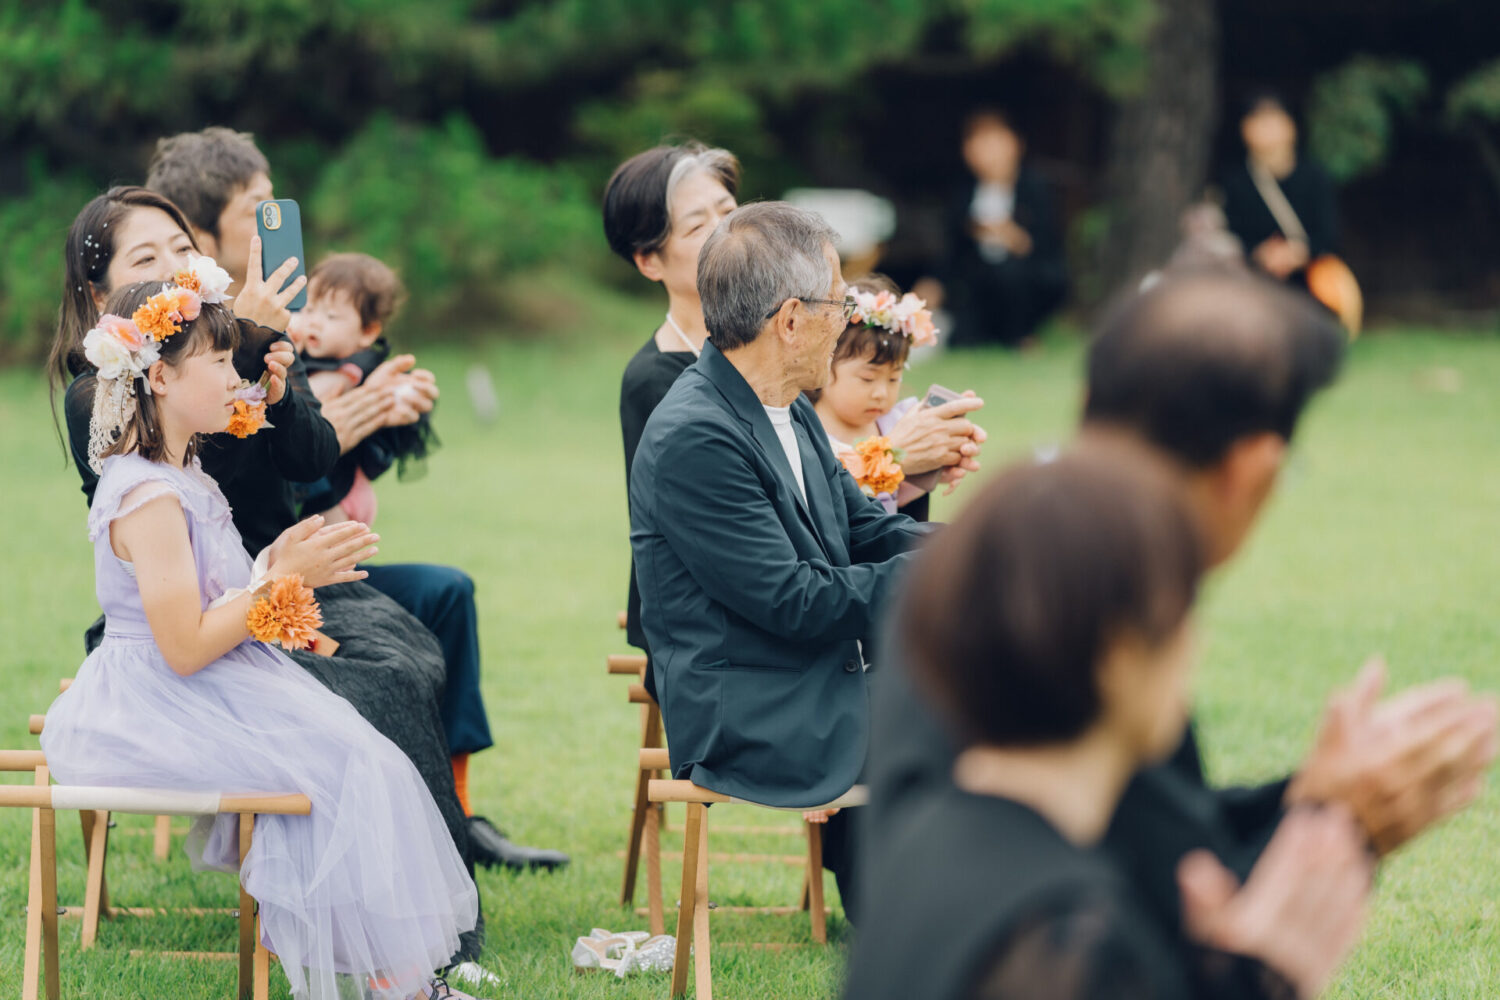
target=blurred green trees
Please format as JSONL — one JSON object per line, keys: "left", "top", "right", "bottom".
{"left": 5, "top": 0, "right": 1497, "bottom": 358}
{"left": 0, "top": 0, "right": 1159, "bottom": 358}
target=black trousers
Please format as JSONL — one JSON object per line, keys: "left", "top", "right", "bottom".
{"left": 821, "top": 807, "right": 860, "bottom": 924}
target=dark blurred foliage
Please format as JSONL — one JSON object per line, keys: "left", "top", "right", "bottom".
{"left": 2, "top": 0, "right": 1499, "bottom": 358}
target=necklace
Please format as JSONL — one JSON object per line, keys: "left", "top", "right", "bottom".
{"left": 664, "top": 312, "right": 702, "bottom": 358}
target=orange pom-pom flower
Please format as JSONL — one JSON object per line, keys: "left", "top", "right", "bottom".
{"left": 132, "top": 293, "right": 180, "bottom": 342}
{"left": 839, "top": 436, "right": 905, "bottom": 497}
{"left": 246, "top": 575, "right": 323, "bottom": 650}
{"left": 131, "top": 285, "right": 202, "bottom": 343}
{"left": 225, "top": 378, "right": 272, "bottom": 438}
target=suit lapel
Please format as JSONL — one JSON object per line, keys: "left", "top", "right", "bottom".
{"left": 697, "top": 342, "right": 827, "bottom": 549}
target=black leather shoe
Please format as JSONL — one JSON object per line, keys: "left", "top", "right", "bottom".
{"left": 468, "top": 815, "right": 570, "bottom": 872}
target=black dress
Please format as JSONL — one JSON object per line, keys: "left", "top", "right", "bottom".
{"left": 1221, "top": 158, "right": 1339, "bottom": 287}
{"left": 62, "top": 323, "right": 483, "bottom": 962}
{"left": 846, "top": 785, "right": 1194, "bottom": 1000}
{"left": 862, "top": 648, "right": 1294, "bottom": 999}
{"left": 619, "top": 334, "right": 694, "bottom": 686}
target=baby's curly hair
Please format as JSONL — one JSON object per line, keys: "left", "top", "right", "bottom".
{"left": 307, "top": 253, "right": 406, "bottom": 330}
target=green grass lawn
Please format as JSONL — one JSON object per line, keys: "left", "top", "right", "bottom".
{"left": 1, "top": 281, "right": 1497, "bottom": 998}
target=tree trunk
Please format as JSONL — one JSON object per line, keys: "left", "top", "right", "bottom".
{"left": 1097, "top": 0, "right": 1220, "bottom": 298}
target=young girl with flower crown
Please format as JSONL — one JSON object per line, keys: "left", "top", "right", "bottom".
{"left": 41, "top": 276, "right": 480, "bottom": 1000}
{"left": 808, "top": 276, "right": 948, "bottom": 515}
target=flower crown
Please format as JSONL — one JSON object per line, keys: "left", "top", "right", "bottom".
{"left": 80, "top": 256, "right": 233, "bottom": 387}
{"left": 848, "top": 289, "right": 938, "bottom": 349}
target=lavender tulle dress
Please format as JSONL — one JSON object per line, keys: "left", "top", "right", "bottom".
{"left": 41, "top": 454, "right": 478, "bottom": 1000}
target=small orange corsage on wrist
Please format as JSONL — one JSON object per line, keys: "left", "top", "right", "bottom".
{"left": 226, "top": 374, "right": 274, "bottom": 439}
{"left": 247, "top": 575, "right": 324, "bottom": 650}
{"left": 839, "top": 436, "right": 905, "bottom": 498}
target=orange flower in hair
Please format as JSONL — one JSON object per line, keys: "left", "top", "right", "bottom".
{"left": 172, "top": 267, "right": 202, "bottom": 295}
{"left": 131, "top": 285, "right": 202, "bottom": 342}
{"left": 246, "top": 575, "right": 323, "bottom": 650}
{"left": 132, "top": 293, "right": 180, "bottom": 342}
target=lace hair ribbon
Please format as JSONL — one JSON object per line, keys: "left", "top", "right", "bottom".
{"left": 87, "top": 374, "right": 137, "bottom": 475}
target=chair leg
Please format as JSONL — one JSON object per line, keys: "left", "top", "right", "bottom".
{"left": 80, "top": 809, "right": 111, "bottom": 949}
{"left": 805, "top": 821, "right": 827, "bottom": 945}
{"left": 648, "top": 702, "right": 669, "bottom": 834}
{"left": 621, "top": 764, "right": 651, "bottom": 906}
{"left": 153, "top": 813, "right": 172, "bottom": 860}
{"left": 255, "top": 911, "right": 270, "bottom": 1000}
{"left": 645, "top": 798, "right": 664, "bottom": 936}
{"left": 238, "top": 814, "right": 256, "bottom": 1000}
{"left": 23, "top": 767, "right": 47, "bottom": 1000}
{"left": 39, "top": 768, "right": 61, "bottom": 1000}
{"left": 670, "top": 802, "right": 705, "bottom": 999}
{"left": 692, "top": 810, "right": 712, "bottom": 1000}
{"left": 623, "top": 698, "right": 665, "bottom": 905}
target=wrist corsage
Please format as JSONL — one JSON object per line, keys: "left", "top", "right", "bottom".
{"left": 247, "top": 575, "right": 324, "bottom": 650}
{"left": 839, "top": 436, "right": 905, "bottom": 497}
{"left": 227, "top": 373, "right": 274, "bottom": 439}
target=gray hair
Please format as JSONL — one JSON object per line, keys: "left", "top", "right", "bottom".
{"left": 698, "top": 202, "right": 838, "bottom": 352}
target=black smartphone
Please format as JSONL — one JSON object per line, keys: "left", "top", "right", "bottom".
{"left": 255, "top": 199, "right": 308, "bottom": 311}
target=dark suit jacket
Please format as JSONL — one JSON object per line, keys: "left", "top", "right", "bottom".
{"left": 939, "top": 168, "right": 1066, "bottom": 284}
{"left": 630, "top": 340, "right": 932, "bottom": 808}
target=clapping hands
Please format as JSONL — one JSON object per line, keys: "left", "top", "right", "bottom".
{"left": 266, "top": 515, "right": 378, "bottom": 589}
{"left": 1286, "top": 658, "right": 1499, "bottom": 855}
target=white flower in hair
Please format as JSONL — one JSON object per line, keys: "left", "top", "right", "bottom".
{"left": 175, "top": 254, "right": 234, "bottom": 304}
{"left": 83, "top": 325, "right": 133, "bottom": 381}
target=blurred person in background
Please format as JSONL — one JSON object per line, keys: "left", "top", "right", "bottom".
{"left": 1221, "top": 91, "right": 1338, "bottom": 290}
{"left": 917, "top": 108, "right": 1067, "bottom": 349}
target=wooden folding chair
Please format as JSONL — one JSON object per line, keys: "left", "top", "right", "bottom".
{"left": 646, "top": 761, "right": 868, "bottom": 1000}
{"left": 27, "top": 705, "right": 185, "bottom": 952}
{"left": 2, "top": 755, "right": 311, "bottom": 1000}
{"left": 53, "top": 679, "right": 176, "bottom": 860}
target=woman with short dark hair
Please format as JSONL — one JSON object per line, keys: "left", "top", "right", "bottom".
{"left": 605, "top": 142, "right": 741, "bottom": 679}
{"left": 846, "top": 445, "right": 1372, "bottom": 1000}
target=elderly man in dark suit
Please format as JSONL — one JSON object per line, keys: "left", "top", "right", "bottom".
{"left": 630, "top": 202, "right": 933, "bottom": 912}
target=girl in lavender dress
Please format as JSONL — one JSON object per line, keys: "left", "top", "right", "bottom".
{"left": 808, "top": 276, "right": 954, "bottom": 516}
{"left": 41, "top": 276, "right": 479, "bottom": 1000}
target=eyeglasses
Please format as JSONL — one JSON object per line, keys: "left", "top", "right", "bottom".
{"left": 764, "top": 295, "right": 858, "bottom": 322}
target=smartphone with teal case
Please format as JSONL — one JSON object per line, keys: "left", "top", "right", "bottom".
{"left": 255, "top": 199, "right": 308, "bottom": 311}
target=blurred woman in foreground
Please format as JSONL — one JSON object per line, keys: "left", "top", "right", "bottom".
{"left": 846, "top": 444, "right": 1372, "bottom": 1000}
